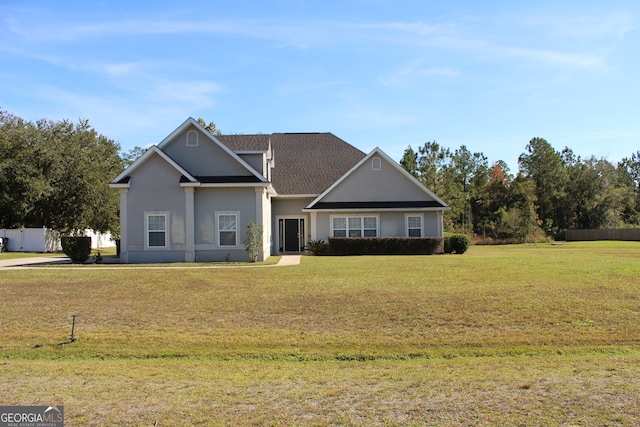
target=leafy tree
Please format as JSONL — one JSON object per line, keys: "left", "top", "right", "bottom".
{"left": 197, "top": 118, "right": 222, "bottom": 136}
{"left": 399, "top": 146, "right": 419, "bottom": 178}
{"left": 518, "top": 138, "right": 567, "bottom": 237}
{"left": 619, "top": 151, "right": 640, "bottom": 224}
{"left": 0, "top": 110, "right": 123, "bottom": 234}
{"left": 444, "top": 145, "right": 489, "bottom": 233}
{"left": 122, "top": 146, "right": 148, "bottom": 167}
{"left": 417, "top": 141, "right": 451, "bottom": 197}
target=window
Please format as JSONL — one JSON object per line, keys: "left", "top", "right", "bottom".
{"left": 407, "top": 214, "right": 423, "bottom": 237}
{"left": 146, "top": 213, "right": 168, "bottom": 248}
{"left": 372, "top": 157, "right": 382, "bottom": 170}
{"left": 186, "top": 130, "right": 199, "bottom": 147}
{"left": 217, "top": 212, "right": 238, "bottom": 246}
{"left": 364, "top": 217, "right": 377, "bottom": 237}
{"left": 332, "top": 216, "right": 378, "bottom": 238}
{"left": 348, "top": 217, "right": 362, "bottom": 237}
{"left": 332, "top": 217, "right": 347, "bottom": 237}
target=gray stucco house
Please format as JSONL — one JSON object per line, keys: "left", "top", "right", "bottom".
{"left": 110, "top": 117, "right": 450, "bottom": 263}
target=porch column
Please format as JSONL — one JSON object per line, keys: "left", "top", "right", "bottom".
{"left": 184, "top": 187, "right": 195, "bottom": 262}
{"left": 254, "top": 187, "right": 267, "bottom": 261}
{"left": 309, "top": 211, "right": 317, "bottom": 241}
{"left": 119, "top": 189, "right": 128, "bottom": 263}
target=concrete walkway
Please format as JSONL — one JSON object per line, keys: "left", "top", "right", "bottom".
{"left": 0, "top": 255, "right": 71, "bottom": 268}
{"left": 0, "top": 254, "right": 301, "bottom": 269}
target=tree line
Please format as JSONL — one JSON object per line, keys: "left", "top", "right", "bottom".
{"left": 401, "top": 138, "right": 640, "bottom": 241}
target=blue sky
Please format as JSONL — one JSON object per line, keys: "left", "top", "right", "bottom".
{"left": 2, "top": 1, "right": 639, "bottom": 172}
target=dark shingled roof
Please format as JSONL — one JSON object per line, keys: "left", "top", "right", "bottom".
{"left": 217, "top": 134, "right": 270, "bottom": 152}
{"left": 218, "top": 133, "right": 366, "bottom": 195}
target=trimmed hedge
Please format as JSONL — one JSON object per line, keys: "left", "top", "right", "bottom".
{"left": 61, "top": 236, "right": 92, "bottom": 263}
{"left": 328, "top": 237, "right": 443, "bottom": 256}
{"left": 444, "top": 234, "right": 471, "bottom": 254}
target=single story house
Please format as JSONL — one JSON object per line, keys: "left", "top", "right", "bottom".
{"left": 110, "top": 118, "right": 450, "bottom": 263}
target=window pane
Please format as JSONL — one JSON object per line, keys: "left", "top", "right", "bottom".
{"left": 349, "top": 229, "right": 362, "bottom": 237}
{"left": 148, "top": 215, "right": 165, "bottom": 231}
{"left": 220, "top": 231, "right": 236, "bottom": 246}
{"left": 364, "top": 217, "right": 377, "bottom": 229}
{"left": 333, "top": 217, "right": 346, "bottom": 229}
{"left": 333, "top": 230, "right": 347, "bottom": 237}
{"left": 408, "top": 229, "right": 421, "bottom": 237}
{"left": 219, "top": 215, "right": 236, "bottom": 231}
{"left": 364, "top": 229, "right": 377, "bottom": 237}
{"left": 348, "top": 217, "right": 361, "bottom": 229}
{"left": 148, "top": 231, "right": 165, "bottom": 247}
{"left": 408, "top": 216, "right": 421, "bottom": 228}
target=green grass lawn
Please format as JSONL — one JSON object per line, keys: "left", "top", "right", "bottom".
{"left": 1, "top": 242, "right": 639, "bottom": 425}
{"left": 0, "top": 251, "right": 64, "bottom": 260}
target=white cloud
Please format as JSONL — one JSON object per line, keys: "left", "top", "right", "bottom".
{"left": 379, "top": 61, "right": 460, "bottom": 88}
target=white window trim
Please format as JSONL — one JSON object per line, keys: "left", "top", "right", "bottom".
{"left": 216, "top": 211, "right": 240, "bottom": 248}
{"left": 145, "top": 211, "right": 169, "bottom": 249}
{"left": 186, "top": 130, "right": 199, "bottom": 147}
{"left": 405, "top": 213, "right": 423, "bottom": 237}
{"left": 330, "top": 215, "right": 379, "bottom": 238}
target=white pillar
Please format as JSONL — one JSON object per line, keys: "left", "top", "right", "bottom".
{"left": 309, "top": 211, "right": 317, "bottom": 241}
{"left": 119, "top": 189, "right": 128, "bottom": 263}
{"left": 184, "top": 187, "right": 195, "bottom": 262}
{"left": 255, "top": 187, "right": 267, "bottom": 261}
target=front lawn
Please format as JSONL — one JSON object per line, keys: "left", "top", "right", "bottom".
{"left": 1, "top": 242, "right": 639, "bottom": 425}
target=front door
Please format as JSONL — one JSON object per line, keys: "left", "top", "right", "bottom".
{"left": 280, "top": 218, "right": 305, "bottom": 252}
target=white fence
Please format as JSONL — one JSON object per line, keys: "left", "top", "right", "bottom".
{"left": 0, "top": 228, "right": 115, "bottom": 252}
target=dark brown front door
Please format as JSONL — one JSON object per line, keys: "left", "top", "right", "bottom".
{"left": 282, "top": 218, "right": 304, "bottom": 252}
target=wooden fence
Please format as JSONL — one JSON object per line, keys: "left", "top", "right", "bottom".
{"left": 565, "top": 229, "right": 640, "bottom": 241}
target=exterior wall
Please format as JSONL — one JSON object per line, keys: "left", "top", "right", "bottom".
{"left": 322, "top": 156, "right": 432, "bottom": 203}
{"left": 125, "top": 154, "right": 187, "bottom": 263}
{"left": 193, "top": 187, "right": 259, "bottom": 262}
{"left": 237, "top": 153, "right": 265, "bottom": 177}
{"left": 162, "top": 126, "right": 254, "bottom": 177}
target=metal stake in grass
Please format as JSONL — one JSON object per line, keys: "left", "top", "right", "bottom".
{"left": 70, "top": 314, "right": 77, "bottom": 342}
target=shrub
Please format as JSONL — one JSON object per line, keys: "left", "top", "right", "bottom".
{"left": 61, "top": 236, "right": 91, "bottom": 263}
{"left": 444, "top": 234, "right": 471, "bottom": 254}
{"left": 328, "top": 237, "right": 443, "bottom": 256}
{"left": 305, "top": 240, "right": 327, "bottom": 255}
{"left": 244, "top": 222, "right": 263, "bottom": 262}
